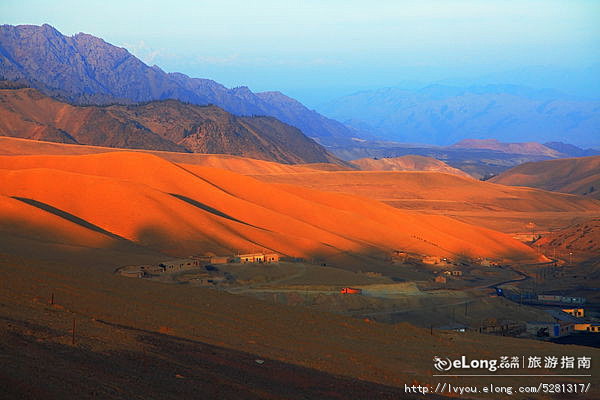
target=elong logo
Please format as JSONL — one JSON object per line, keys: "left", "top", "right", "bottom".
{"left": 434, "top": 356, "right": 500, "bottom": 372}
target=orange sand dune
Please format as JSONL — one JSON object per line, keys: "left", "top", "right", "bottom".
{"left": 253, "top": 170, "right": 600, "bottom": 235}
{"left": 0, "top": 165, "right": 356, "bottom": 259}
{"left": 0, "top": 136, "right": 321, "bottom": 175}
{"left": 254, "top": 170, "right": 599, "bottom": 213}
{"left": 178, "top": 163, "right": 537, "bottom": 260}
{"left": 0, "top": 151, "right": 540, "bottom": 263}
{"left": 2, "top": 137, "right": 597, "bottom": 236}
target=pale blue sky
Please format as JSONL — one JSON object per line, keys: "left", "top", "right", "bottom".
{"left": 2, "top": 0, "right": 599, "bottom": 105}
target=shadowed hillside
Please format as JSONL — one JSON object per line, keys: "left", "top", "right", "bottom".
{"left": 536, "top": 218, "right": 600, "bottom": 259}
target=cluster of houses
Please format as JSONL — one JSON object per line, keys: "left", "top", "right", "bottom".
{"left": 391, "top": 251, "right": 456, "bottom": 266}
{"left": 434, "top": 269, "right": 464, "bottom": 284}
{"left": 478, "top": 258, "right": 500, "bottom": 267}
{"left": 392, "top": 250, "right": 501, "bottom": 269}
{"left": 422, "top": 256, "right": 454, "bottom": 266}
{"left": 118, "top": 252, "right": 281, "bottom": 279}
{"left": 439, "top": 308, "right": 599, "bottom": 339}
{"left": 199, "top": 252, "right": 281, "bottom": 265}
{"left": 119, "top": 259, "right": 203, "bottom": 278}
{"left": 526, "top": 308, "right": 600, "bottom": 338}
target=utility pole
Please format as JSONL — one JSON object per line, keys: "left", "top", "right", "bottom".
{"left": 72, "top": 318, "right": 76, "bottom": 346}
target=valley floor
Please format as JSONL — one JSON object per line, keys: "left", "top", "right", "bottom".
{"left": 2, "top": 250, "right": 598, "bottom": 399}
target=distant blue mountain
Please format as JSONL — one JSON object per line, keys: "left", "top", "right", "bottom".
{"left": 543, "top": 142, "right": 600, "bottom": 157}
{"left": 317, "top": 84, "right": 600, "bottom": 147}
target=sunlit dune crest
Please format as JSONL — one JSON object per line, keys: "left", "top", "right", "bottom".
{"left": 0, "top": 136, "right": 321, "bottom": 174}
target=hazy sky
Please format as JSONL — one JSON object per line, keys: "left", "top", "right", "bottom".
{"left": 2, "top": 0, "right": 599, "bottom": 105}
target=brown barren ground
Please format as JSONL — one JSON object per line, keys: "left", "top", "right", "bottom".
{"left": 490, "top": 156, "right": 600, "bottom": 200}
{"left": 1, "top": 252, "right": 598, "bottom": 400}
{"left": 351, "top": 155, "right": 472, "bottom": 179}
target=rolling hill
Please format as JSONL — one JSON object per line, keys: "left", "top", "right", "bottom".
{"left": 450, "top": 139, "right": 561, "bottom": 157}
{"left": 0, "top": 149, "right": 542, "bottom": 264}
{"left": 0, "top": 87, "right": 341, "bottom": 164}
{"left": 253, "top": 169, "right": 600, "bottom": 235}
{"left": 490, "top": 156, "right": 600, "bottom": 200}
{"left": 536, "top": 218, "right": 600, "bottom": 259}
{"left": 2, "top": 137, "right": 597, "bottom": 237}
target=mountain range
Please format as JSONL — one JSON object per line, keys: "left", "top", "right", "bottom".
{"left": 326, "top": 138, "right": 600, "bottom": 179}
{"left": 2, "top": 23, "right": 598, "bottom": 170}
{"left": 0, "top": 24, "right": 357, "bottom": 145}
{"left": 0, "top": 85, "right": 341, "bottom": 164}
{"left": 317, "top": 84, "right": 600, "bottom": 147}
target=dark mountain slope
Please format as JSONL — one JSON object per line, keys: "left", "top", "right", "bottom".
{"left": 0, "top": 87, "right": 341, "bottom": 164}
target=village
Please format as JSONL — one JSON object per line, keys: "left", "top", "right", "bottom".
{"left": 118, "top": 250, "right": 503, "bottom": 289}
{"left": 116, "top": 250, "right": 598, "bottom": 346}
{"left": 118, "top": 252, "right": 282, "bottom": 284}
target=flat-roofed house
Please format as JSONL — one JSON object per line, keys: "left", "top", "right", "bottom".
{"left": 238, "top": 253, "right": 280, "bottom": 263}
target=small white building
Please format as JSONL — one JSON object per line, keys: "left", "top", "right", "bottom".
{"left": 238, "top": 253, "right": 280, "bottom": 263}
